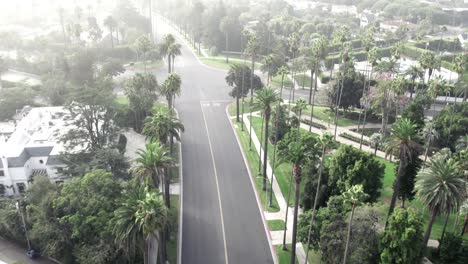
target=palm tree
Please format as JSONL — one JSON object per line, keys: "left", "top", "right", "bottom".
{"left": 160, "top": 34, "right": 181, "bottom": 73}
{"left": 304, "top": 132, "right": 334, "bottom": 263}
{"left": 104, "top": 16, "right": 117, "bottom": 48}
{"left": 261, "top": 54, "right": 275, "bottom": 86}
{"left": 113, "top": 184, "right": 168, "bottom": 264}
{"left": 422, "top": 120, "right": 440, "bottom": 165}
{"left": 415, "top": 155, "right": 465, "bottom": 247}
{"left": 278, "top": 132, "right": 317, "bottom": 264}
{"left": 419, "top": 51, "right": 440, "bottom": 83}
{"left": 219, "top": 16, "right": 235, "bottom": 63}
{"left": 253, "top": 87, "right": 281, "bottom": 191}
{"left": 277, "top": 66, "right": 289, "bottom": 97}
{"left": 246, "top": 34, "right": 260, "bottom": 149}
{"left": 370, "top": 133, "right": 383, "bottom": 155}
{"left": 384, "top": 118, "right": 421, "bottom": 228}
{"left": 453, "top": 54, "right": 466, "bottom": 101}
{"left": 307, "top": 35, "right": 327, "bottom": 131}
{"left": 143, "top": 107, "right": 184, "bottom": 208}
{"left": 135, "top": 35, "right": 153, "bottom": 72}
{"left": 132, "top": 141, "right": 174, "bottom": 198}
{"left": 167, "top": 43, "right": 182, "bottom": 73}
{"left": 159, "top": 73, "right": 182, "bottom": 112}
{"left": 342, "top": 184, "right": 368, "bottom": 264}
{"left": 292, "top": 98, "right": 307, "bottom": 123}
{"left": 405, "top": 65, "right": 424, "bottom": 99}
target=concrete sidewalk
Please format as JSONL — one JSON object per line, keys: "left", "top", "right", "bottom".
{"left": 0, "top": 238, "right": 52, "bottom": 264}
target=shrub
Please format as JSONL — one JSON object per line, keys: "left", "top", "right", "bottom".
{"left": 319, "top": 73, "right": 330, "bottom": 84}
{"left": 439, "top": 233, "right": 464, "bottom": 263}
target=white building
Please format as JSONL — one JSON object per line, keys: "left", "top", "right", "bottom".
{"left": 0, "top": 107, "right": 73, "bottom": 197}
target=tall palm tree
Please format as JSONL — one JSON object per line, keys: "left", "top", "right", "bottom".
{"left": 132, "top": 141, "right": 174, "bottom": 199}
{"left": 104, "top": 16, "right": 117, "bottom": 48}
{"left": 113, "top": 184, "right": 168, "bottom": 264}
{"left": 342, "top": 184, "right": 368, "bottom": 264}
{"left": 370, "top": 133, "right": 383, "bottom": 155}
{"left": 415, "top": 155, "right": 465, "bottom": 247}
{"left": 304, "top": 132, "right": 334, "bottom": 263}
{"left": 278, "top": 132, "right": 318, "bottom": 264}
{"left": 159, "top": 73, "right": 182, "bottom": 112}
{"left": 261, "top": 54, "right": 275, "bottom": 86}
{"left": 246, "top": 34, "right": 260, "bottom": 149}
{"left": 384, "top": 118, "right": 421, "bottom": 228}
{"left": 277, "top": 66, "right": 289, "bottom": 97}
{"left": 307, "top": 35, "right": 327, "bottom": 132}
{"left": 143, "top": 106, "right": 184, "bottom": 208}
{"left": 405, "top": 65, "right": 424, "bottom": 99}
{"left": 453, "top": 54, "right": 466, "bottom": 101}
{"left": 167, "top": 43, "right": 182, "bottom": 73}
{"left": 419, "top": 51, "right": 440, "bottom": 83}
{"left": 292, "top": 98, "right": 307, "bottom": 124}
{"left": 253, "top": 87, "right": 281, "bottom": 191}
{"left": 160, "top": 34, "right": 181, "bottom": 73}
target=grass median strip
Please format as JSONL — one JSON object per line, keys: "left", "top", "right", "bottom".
{"left": 268, "top": 219, "right": 285, "bottom": 231}
{"left": 234, "top": 121, "right": 280, "bottom": 213}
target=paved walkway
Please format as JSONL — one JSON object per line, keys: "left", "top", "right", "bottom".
{"left": 0, "top": 238, "right": 52, "bottom": 264}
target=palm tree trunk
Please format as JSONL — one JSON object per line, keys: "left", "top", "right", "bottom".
{"left": 359, "top": 66, "right": 373, "bottom": 149}
{"left": 144, "top": 238, "right": 149, "bottom": 264}
{"left": 308, "top": 70, "right": 314, "bottom": 104}
{"left": 334, "top": 74, "right": 345, "bottom": 139}
{"left": 241, "top": 61, "right": 246, "bottom": 131}
{"left": 423, "top": 209, "right": 438, "bottom": 247}
{"left": 440, "top": 213, "right": 450, "bottom": 246}
{"left": 258, "top": 114, "right": 265, "bottom": 175}
{"left": 248, "top": 55, "right": 256, "bottom": 149}
{"left": 167, "top": 55, "right": 171, "bottom": 74}
{"left": 164, "top": 167, "right": 171, "bottom": 208}
{"left": 385, "top": 151, "right": 405, "bottom": 229}
{"left": 159, "top": 231, "right": 167, "bottom": 264}
{"left": 269, "top": 141, "right": 278, "bottom": 207}
{"left": 282, "top": 169, "right": 294, "bottom": 250}
{"left": 343, "top": 205, "right": 356, "bottom": 264}
{"left": 305, "top": 147, "right": 326, "bottom": 263}
{"left": 461, "top": 215, "right": 468, "bottom": 236}
{"left": 262, "top": 113, "right": 271, "bottom": 191}
{"left": 236, "top": 96, "right": 240, "bottom": 122}
{"left": 290, "top": 165, "right": 302, "bottom": 264}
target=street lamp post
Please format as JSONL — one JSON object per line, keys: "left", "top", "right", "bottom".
{"left": 16, "top": 201, "right": 31, "bottom": 250}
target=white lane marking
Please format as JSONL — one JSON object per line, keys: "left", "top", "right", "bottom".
{"left": 200, "top": 103, "right": 229, "bottom": 264}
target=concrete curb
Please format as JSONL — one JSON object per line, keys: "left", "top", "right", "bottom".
{"left": 225, "top": 104, "right": 278, "bottom": 264}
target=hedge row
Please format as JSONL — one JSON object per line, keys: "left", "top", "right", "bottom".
{"left": 301, "top": 118, "right": 327, "bottom": 130}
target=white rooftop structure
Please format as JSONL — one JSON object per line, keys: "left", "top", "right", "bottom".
{"left": 0, "top": 107, "right": 75, "bottom": 197}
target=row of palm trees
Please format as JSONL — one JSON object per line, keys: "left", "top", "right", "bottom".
{"left": 113, "top": 34, "right": 184, "bottom": 263}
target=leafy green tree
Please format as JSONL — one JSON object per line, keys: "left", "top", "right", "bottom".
{"left": 124, "top": 73, "right": 158, "bottom": 132}
{"left": 342, "top": 185, "right": 369, "bottom": 264}
{"left": 254, "top": 87, "right": 281, "bottom": 190}
{"left": 404, "top": 65, "right": 424, "bottom": 99}
{"left": 380, "top": 208, "right": 424, "bottom": 264}
{"left": 90, "top": 148, "right": 130, "bottom": 180}
{"left": 113, "top": 183, "right": 167, "bottom": 264}
{"left": 433, "top": 102, "right": 468, "bottom": 150}
{"left": 384, "top": 118, "right": 421, "bottom": 228}
{"left": 104, "top": 16, "right": 117, "bottom": 48}
{"left": 401, "top": 98, "right": 425, "bottom": 130}
{"left": 328, "top": 145, "right": 384, "bottom": 202}
{"left": 453, "top": 54, "right": 466, "bottom": 101}
{"left": 225, "top": 64, "right": 263, "bottom": 122}
{"left": 134, "top": 35, "right": 154, "bottom": 71}
{"left": 0, "top": 87, "right": 34, "bottom": 121}
{"left": 415, "top": 155, "right": 465, "bottom": 247}
{"left": 219, "top": 16, "right": 236, "bottom": 63}
{"left": 329, "top": 66, "right": 365, "bottom": 111}
{"left": 100, "top": 59, "right": 125, "bottom": 77}
{"left": 53, "top": 169, "right": 123, "bottom": 262}
{"left": 396, "top": 154, "right": 422, "bottom": 207}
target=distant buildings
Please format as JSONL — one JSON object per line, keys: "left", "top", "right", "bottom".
{"left": 0, "top": 107, "right": 74, "bottom": 197}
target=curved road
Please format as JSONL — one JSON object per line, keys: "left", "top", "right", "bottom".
{"left": 156, "top": 18, "right": 274, "bottom": 264}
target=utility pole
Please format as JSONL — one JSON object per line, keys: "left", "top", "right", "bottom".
{"left": 16, "top": 201, "right": 31, "bottom": 250}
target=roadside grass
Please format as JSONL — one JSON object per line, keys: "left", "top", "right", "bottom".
{"left": 275, "top": 245, "right": 299, "bottom": 264}
{"left": 271, "top": 74, "right": 294, "bottom": 89}
{"left": 268, "top": 219, "right": 285, "bottom": 231}
{"left": 126, "top": 60, "right": 164, "bottom": 71}
{"left": 200, "top": 57, "right": 250, "bottom": 71}
{"left": 228, "top": 98, "right": 260, "bottom": 117}
{"left": 167, "top": 195, "right": 179, "bottom": 264}
{"left": 304, "top": 106, "right": 359, "bottom": 127}
{"left": 294, "top": 73, "right": 312, "bottom": 89}
{"left": 234, "top": 120, "right": 281, "bottom": 213}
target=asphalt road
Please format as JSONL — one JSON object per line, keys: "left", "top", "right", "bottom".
{"left": 155, "top": 18, "right": 274, "bottom": 264}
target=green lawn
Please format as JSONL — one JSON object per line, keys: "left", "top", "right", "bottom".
{"left": 114, "top": 96, "right": 129, "bottom": 107}
{"left": 294, "top": 73, "right": 312, "bottom": 89}
{"left": 275, "top": 245, "right": 299, "bottom": 264}
{"left": 228, "top": 99, "right": 260, "bottom": 117}
{"left": 268, "top": 219, "right": 285, "bottom": 231}
{"left": 200, "top": 57, "right": 250, "bottom": 70}
{"left": 304, "top": 106, "right": 359, "bottom": 127}
{"left": 167, "top": 195, "right": 179, "bottom": 264}
{"left": 127, "top": 60, "right": 164, "bottom": 71}
{"left": 271, "top": 74, "right": 294, "bottom": 89}
{"left": 234, "top": 120, "right": 281, "bottom": 212}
